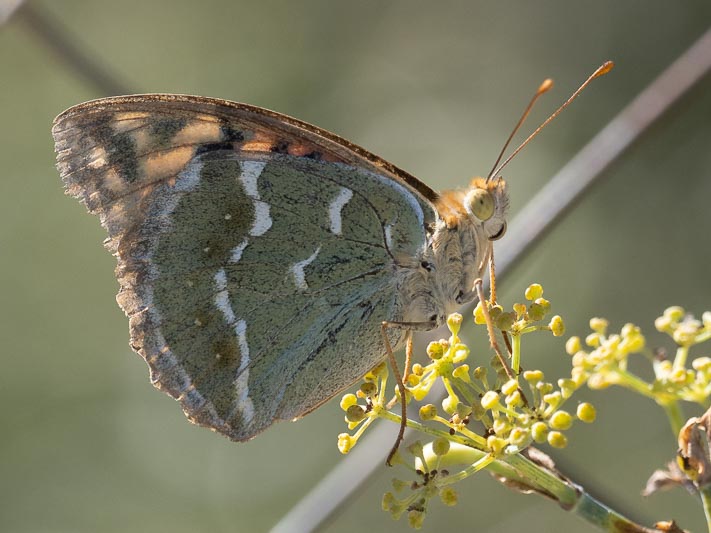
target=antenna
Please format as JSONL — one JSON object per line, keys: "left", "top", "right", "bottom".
{"left": 486, "top": 61, "right": 614, "bottom": 181}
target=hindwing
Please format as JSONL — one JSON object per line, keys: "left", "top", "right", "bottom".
{"left": 52, "top": 95, "right": 439, "bottom": 440}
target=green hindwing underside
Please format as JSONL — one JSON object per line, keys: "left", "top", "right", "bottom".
{"left": 52, "top": 95, "right": 439, "bottom": 440}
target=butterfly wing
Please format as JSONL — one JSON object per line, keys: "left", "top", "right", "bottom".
{"left": 53, "top": 94, "right": 439, "bottom": 440}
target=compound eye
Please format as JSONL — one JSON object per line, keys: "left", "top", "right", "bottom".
{"left": 489, "top": 221, "right": 507, "bottom": 241}
{"left": 465, "top": 188, "right": 494, "bottom": 221}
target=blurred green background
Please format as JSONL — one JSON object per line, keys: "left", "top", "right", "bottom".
{"left": 2, "top": 1, "right": 711, "bottom": 531}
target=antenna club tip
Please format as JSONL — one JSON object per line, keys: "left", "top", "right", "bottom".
{"left": 538, "top": 78, "right": 554, "bottom": 93}
{"left": 594, "top": 61, "right": 615, "bottom": 78}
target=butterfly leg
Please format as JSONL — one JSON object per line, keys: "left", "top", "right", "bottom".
{"left": 487, "top": 249, "right": 514, "bottom": 359}
{"left": 403, "top": 333, "right": 414, "bottom": 383}
{"left": 473, "top": 279, "right": 516, "bottom": 382}
{"left": 488, "top": 247, "right": 498, "bottom": 304}
{"left": 381, "top": 320, "right": 436, "bottom": 466}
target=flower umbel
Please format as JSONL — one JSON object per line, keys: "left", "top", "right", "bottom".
{"left": 335, "top": 286, "right": 711, "bottom": 530}
{"left": 337, "top": 284, "right": 597, "bottom": 528}
{"left": 569, "top": 306, "right": 711, "bottom": 435}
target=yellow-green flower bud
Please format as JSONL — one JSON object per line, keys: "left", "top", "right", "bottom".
{"left": 473, "top": 302, "right": 486, "bottom": 324}
{"left": 473, "top": 366, "right": 487, "bottom": 381}
{"left": 382, "top": 491, "right": 395, "bottom": 511}
{"left": 571, "top": 351, "right": 587, "bottom": 369}
{"left": 654, "top": 315, "right": 672, "bottom": 333}
{"left": 509, "top": 427, "right": 530, "bottom": 447}
{"left": 576, "top": 402, "right": 596, "bottom": 423}
{"left": 345, "top": 404, "right": 366, "bottom": 423}
{"left": 656, "top": 360, "right": 673, "bottom": 376}
{"left": 523, "top": 369, "right": 544, "bottom": 384}
{"left": 452, "top": 344, "right": 470, "bottom": 363}
{"left": 549, "top": 410, "right": 573, "bottom": 430}
{"left": 513, "top": 302, "right": 527, "bottom": 318}
{"left": 432, "top": 437, "right": 451, "bottom": 456}
{"left": 549, "top": 315, "right": 565, "bottom": 337}
{"left": 543, "top": 391, "right": 562, "bottom": 410}
{"left": 487, "top": 436, "right": 507, "bottom": 455}
{"left": 496, "top": 311, "right": 516, "bottom": 331}
{"left": 505, "top": 390, "right": 522, "bottom": 407}
{"left": 589, "top": 317, "right": 609, "bottom": 334}
{"left": 531, "top": 421, "right": 548, "bottom": 443}
{"left": 664, "top": 306, "right": 685, "bottom": 322}
{"left": 571, "top": 367, "right": 588, "bottom": 387}
{"left": 407, "top": 373, "right": 420, "bottom": 387}
{"left": 537, "top": 382, "right": 554, "bottom": 395}
{"left": 442, "top": 395, "right": 459, "bottom": 415}
{"left": 620, "top": 323, "right": 638, "bottom": 337}
{"left": 673, "top": 326, "right": 697, "bottom": 346}
{"left": 412, "top": 363, "right": 424, "bottom": 376}
{"left": 360, "top": 381, "right": 377, "bottom": 397}
{"left": 408, "top": 510, "right": 425, "bottom": 529}
{"left": 703, "top": 312, "right": 711, "bottom": 329}
{"left": 528, "top": 302, "right": 546, "bottom": 322}
{"left": 535, "top": 297, "right": 551, "bottom": 311}
{"left": 439, "top": 487, "right": 458, "bottom": 507}
{"left": 481, "top": 390, "right": 500, "bottom": 410}
{"left": 338, "top": 433, "right": 354, "bottom": 454}
{"left": 501, "top": 379, "right": 519, "bottom": 396}
{"left": 419, "top": 404, "right": 437, "bottom": 421}
{"left": 525, "top": 283, "right": 543, "bottom": 301}
{"left": 493, "top": 419, "right": 512, "bottom": 436}
{"left": 547, "top": 431, "right": 568, "bottom": 448}
{"left": 619, "top": 332, "right": 645, "bottom": 353}
{"left": 452, "top": 364, "right": 471, "bottom": 383}
{"left": 340, "top": 393, "right": 358, "bottom": 411}
{"left": 447, "top": 313, "right": 463, "bottom": 335}
{"left": 558, "top": 378, "right": 577, "bottom": 399}
{"left": 408, "top": 440, "right": 424, "bottom": 458}
{"left": 427, "top": 341, "right": 445, "bottom": 360}
{"left": 693, "top": 357, "right": 711, "bottom": 372}
{"left": 489, "top": 304, "right": 504, "bottom": 321}
{"left": 364, "top": 362, "right": 387, "bottom": 381}
{"left": 565, "top": 336, "right": 581, "bottom": 355}
{"left": 585, "top": 333, "right": 601, "bottom": 348}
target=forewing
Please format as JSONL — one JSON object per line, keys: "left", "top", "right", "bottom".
{"left": 52, "top": 95, "right": 438, "bottom": 440}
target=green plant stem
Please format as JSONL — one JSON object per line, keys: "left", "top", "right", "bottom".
{"left": 662, "top": 400, "right": 684, "bottom": 436}
{"left": 674, "top": 345, "right": 689, "bottom": 370}
{"left": 504, "top": 454, "right": 657, "bottom": 532}
{"left": 437, "top": 454, "right": 496, "bottom": 486}
{"left": 613, "top": 368, "right": 653, "bottom": 398}
{"left": 511, "top": 333, "right": 521, "bottom": 373}
{"left": 378, "top": 408, "right": 487, "bottom": 448}
{"left": 613, "top": 367, "right": 685, "bottom": 435}
{"left": 700, "top": 484, "right": 711, "bottom": 533}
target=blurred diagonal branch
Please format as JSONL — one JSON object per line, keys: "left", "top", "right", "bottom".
{"left": 14, "top": 1, "right": 132, "bottom": 95}
{"left": 272, "top": 27, "right": 711, "bottom": 533}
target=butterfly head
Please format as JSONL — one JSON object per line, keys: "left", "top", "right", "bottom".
{"left": 435, "top": 177, "right": 509, "bottom": 241}
{"left": 463, "top": 177, "right": 509, "bottom": 240}
{"left": 401, "top": 177, "right": 509, "bottom": 326}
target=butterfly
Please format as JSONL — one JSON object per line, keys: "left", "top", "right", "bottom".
{"left": 52, "top": 94, "right": 509, "bottom": 441}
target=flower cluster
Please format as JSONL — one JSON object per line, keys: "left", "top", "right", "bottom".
{"left": 567, "top": 306, "right": 711, "bottom": 417}
{"left": 334, "top": 287, "right": 711, "bottom": 529}
{"left": 337, "top": 284, "right": 597, "bottom": 527}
